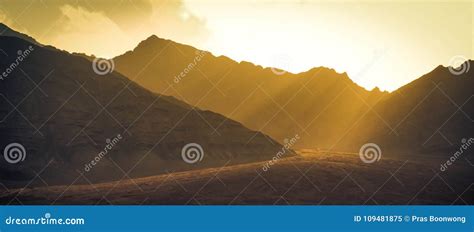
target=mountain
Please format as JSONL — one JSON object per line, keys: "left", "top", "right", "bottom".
{"left": 114, "top": 35, "right": 473, "bottom": 154}
{"left": 0, "top": 35, "right": 289, "bottom": 188}
{"left": 0, "top": 23, "right": 40, "bottom": 45}
{"left": 341, "top": 62, "right": 474, "bottom": 153}
{"left": 114, "top": 35, "right": 389, "bottom": 150}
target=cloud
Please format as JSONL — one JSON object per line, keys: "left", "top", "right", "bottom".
{"left": 147, "top": 0, "right": 209, "bottom": 45}
{"left": 49, "top": 5, "right": 132, "bottom": 57}
{"left": 0, "top": 0, "right": 209, "bottom": 56}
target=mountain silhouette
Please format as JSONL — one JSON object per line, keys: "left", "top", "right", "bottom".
{"left": 0, "top": 31, "right": 289, "bottom": 187}
{"left": 0, "top": 23, "right": 40, "bottom": 45}
{"left": 114, "top": 35, "right": 472, "bottom": 153}
{"left": 341, "top": 63, "right": 474, "bottom": 153}
{"left": 114, "top": 35, "right": 389, "bottom": 150}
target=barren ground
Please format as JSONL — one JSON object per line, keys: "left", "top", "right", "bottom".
{"left": 1, "top": 150, "right": 472, "bottom": 205}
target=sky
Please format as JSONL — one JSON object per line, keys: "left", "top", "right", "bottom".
{"left": 0, "top": 0, "right": 472, "bottom": 91}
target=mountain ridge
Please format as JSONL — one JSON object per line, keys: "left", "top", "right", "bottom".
{"left": 117, "top": 34, "right": 360, "bottom": 85}
{"left": 119, "top": 34, "right": 474, "bottom": 94}
{"left": 113, "top": 35, "right": 389, "bottom": 150}
{"left": 0, "top": 23, "right": 40, "bottom": 46}
{"left": 0, "top": 34, "right": 290, "bottom": 188}
{"left": 113, "top": 34, "right": 472, "bottom": 153}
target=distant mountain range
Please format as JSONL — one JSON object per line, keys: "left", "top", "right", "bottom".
{"left": 114, "top": 35, "right": 473, "bottom": 153}
{"left": 0, "top": 24, "right": 288, "bottom": 187}
{"left": 0, "top": 22, "right": 472, "bottom": 189}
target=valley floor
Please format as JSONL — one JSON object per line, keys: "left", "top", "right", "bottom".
{"left": 1, "top": 150, "right": 472, "bottom": 205}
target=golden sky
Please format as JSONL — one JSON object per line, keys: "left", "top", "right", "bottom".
{"left": 0, "top": 0, "right": 472, "bottom": 91}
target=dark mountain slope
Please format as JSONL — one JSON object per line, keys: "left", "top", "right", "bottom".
{"left": 340, "top": 62, "right": 474, "bottom": 153}
{"left": 0, "top": 23, "right": 40, "bottom": 45}
{"left": 0, "top": 36, "right": 288, "bottom": 188}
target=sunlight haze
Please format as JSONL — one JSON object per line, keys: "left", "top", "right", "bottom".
{"left": 1, "top": 0, "right": 472, "bottom": 91}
